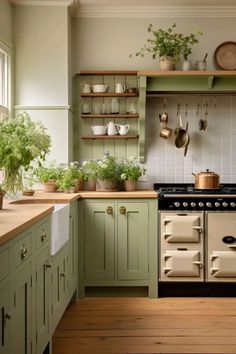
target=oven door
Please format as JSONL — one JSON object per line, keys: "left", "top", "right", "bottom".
{"left": 207, "top": 212, "right": 236, "bottom": 282}
{"left": 159, "top": 212, "right": 204, "bottom": 281}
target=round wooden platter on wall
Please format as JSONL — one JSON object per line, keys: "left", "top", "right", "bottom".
{"left": 214, "top": 41, "right": 236, "bottom": 70}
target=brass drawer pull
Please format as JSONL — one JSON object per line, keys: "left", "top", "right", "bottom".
{"left": 41, "top": 229, "right": 47, "bottom": 242}
{"left": 106, "top": 206, "right": 113, "bottom": 215}
{"left": 60, "top": 272, "right": 66, "bottom": 278}
{"left": 45, "top": 263, "right": 51, "bottom": 269}
{"left": 119, "top": 206, "right": 126, "bottom": 215}
{"left": 20, "top": 245, "right": 28, "bottom": 260}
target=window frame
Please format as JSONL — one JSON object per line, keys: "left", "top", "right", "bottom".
{"left": 0, "top": 40, "right": 11, "bottom": 117}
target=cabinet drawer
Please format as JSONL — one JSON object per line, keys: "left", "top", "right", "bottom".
{"left": 14, "top": 230, "right": 32, "bottom": 268}
{"left": 35, "top": 218, "right": 50, "bottom": 251}
{"left": 0, "top": 246, "right": 10, "bottom": 282}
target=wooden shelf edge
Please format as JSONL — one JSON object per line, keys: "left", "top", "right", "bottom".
{"left": 79, "top": 70, "right": 138, "bottom": 76}
{"left": 81, "top": 135, "right": 139, "bottom": 140}
{"left": 81, "top": 114, "right": 139, "bottom": 119}
{"left": 138, "top": 70, "right": 236, "bottom": 77}
{"left": 80, "top": 93, "right": 138, "bottom": 97}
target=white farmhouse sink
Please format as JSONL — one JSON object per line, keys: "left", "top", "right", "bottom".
{"left": 51, "top": 204, "right": 70, "bottom": 256}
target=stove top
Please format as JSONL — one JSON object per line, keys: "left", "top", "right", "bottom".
{"left": 154, "top": 183, "right": 236, "bottom": 195}
{"left": 154, "top": 183, "right": 236, "bottom": 210}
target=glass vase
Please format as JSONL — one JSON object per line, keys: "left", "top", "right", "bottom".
{"left": 3, "top": 167, "right": 23, "bottom": 199}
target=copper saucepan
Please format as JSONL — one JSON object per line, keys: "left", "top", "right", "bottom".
{"left": 192, "top": 169, "right": 220, "bottom": 189}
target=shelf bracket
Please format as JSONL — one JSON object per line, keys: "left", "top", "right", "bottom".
{"left": 208, "top": 76, "right": 215, "bottom": 89}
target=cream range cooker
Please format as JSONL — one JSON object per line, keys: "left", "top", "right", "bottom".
{"left": 156, "top": 183, "right": 236, "bottom": 289}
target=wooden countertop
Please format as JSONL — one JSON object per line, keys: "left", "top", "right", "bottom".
{"left": 0, "top": 190, "right": 157, "bottom": 246}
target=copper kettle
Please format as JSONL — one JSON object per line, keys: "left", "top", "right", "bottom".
{"left": 192, "top": 169, "right": 220, "bottom": 189}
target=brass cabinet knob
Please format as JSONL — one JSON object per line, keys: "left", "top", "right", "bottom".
{"left": 20, "top": 245, "right": 28, "bottom": 259}
{"left": 106, "top": 206, "right": 113, "bottom": 215}
{"left": 119, "top": 206, "right": 126, "bottom": 215}
{"left": 60, "top": 272, "right": 66, "bottom": 278}
{"left": 45, "top": 263, "right": 51, "bottom": 269}
{"left": 41, "top": 229, "right": 47, "bottom": 242}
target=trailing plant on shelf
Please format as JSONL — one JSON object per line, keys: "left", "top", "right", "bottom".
{"left": 120, "top": 157, "right": 146, "bottom": 191}
{"left": 0, "top": 111, "right": 51, "bottom": 196}
{"left": 130, "top": 23, "right": 202, "bottom": 70}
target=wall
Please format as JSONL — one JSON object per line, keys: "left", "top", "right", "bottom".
{"left": 13, "top": 5, "right": 73, "bottom": 163}
{"left": 72, "top": 16, "right": 236, "bottom": 186}
{"left": 0, "top": 0, "right": 12, "bottom": 45}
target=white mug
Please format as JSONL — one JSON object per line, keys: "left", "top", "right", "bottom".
{"left": 115, "top": 83, "right": 126, "bottom": 93}
{"left": 117, "top": 124, "right": 129, "bottom": 136}
{"left": 81, "top": 83, "right": 91, "bottom": 93}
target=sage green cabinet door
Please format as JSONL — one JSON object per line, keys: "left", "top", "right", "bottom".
{"left": 13, "top": 262, "right": 32, "bottom": 354}
{"left": 0, "top": 283, "right": 11, "bottom": 354}
{"left": 85, "top": 202, "right": 115, "bottom": 280}
{"left": 69, "top": 202, "right": 78, "bottom": 297}
{"left": 117, "top": 203, "right": 149, "bottom": 280}
{"left": 36, "top": 246, "right": 50, "bottom": 354}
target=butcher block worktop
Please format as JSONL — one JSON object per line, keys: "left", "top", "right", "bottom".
{"left": 0, "top": 190, "right": 157, "bottom": 245}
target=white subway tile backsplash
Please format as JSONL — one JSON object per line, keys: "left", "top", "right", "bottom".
{"left": 146, "top": 96, "right": 236, "bottom": 183}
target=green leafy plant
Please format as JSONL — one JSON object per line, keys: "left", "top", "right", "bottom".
{"left": 57, "top": 163, "right": 84, "bottom": 191}
{"left": 0, "top": 184, "right": 5, "bottom": 193}
{"left": 34, "top": 163, "right": 61, "bottom": 184}
{"left": 82, "top": 160, "right": 98, "bottom": 181}
{"left": 95, "top": 153, "right": 121, "bottom": 182}
{"left": 130, "top": 23, "right": 202, "bottom": 61}
{"left": 0, "top": 111, "right": 51, "bottom": 195}
{"left": 120, "top": 158, "right": 146, "bottom": 181}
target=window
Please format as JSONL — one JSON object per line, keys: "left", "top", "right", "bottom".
{"left": 0, "top": 40, "right": 11, "bottom": 118}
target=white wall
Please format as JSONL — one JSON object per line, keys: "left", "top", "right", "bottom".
{"left": 72, "top": 17, "right": 236, "bottom": 72}
{"left": 0, "top": 0, "right": 12, "bottom": 45}
{"left": 13, "top": 5, "right": 73, "bottom": 164}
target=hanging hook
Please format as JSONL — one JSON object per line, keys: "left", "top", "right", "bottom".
{"left": 163, "top": 97, "right": 166, "bottom": 110}
{"left": 185, "top": 103, "right": 188, "bottom": 117}
{"left": 196, "top": 103, "right": 200, "bottom": 116}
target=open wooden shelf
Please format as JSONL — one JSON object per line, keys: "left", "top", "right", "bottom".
{"left": 80, "top": 93, "right": 138, "bottom": 97}
{"left": 79, "top": 70, "right": 138, "bottom": 76}
{"left": 81, "top": 114, "right": 139, "bottom": 119}
{"left": 81, "top": 135, "right": 139, "bottom": 140}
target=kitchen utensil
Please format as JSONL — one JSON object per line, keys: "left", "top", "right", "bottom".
{"left": 214, "top": 41, "right": 236, "bottom": 70}
{"left": 160, "top": 123, "right": 172, "bottom": 139}
{"left": 91, "top": 84, "right": 108, "bottom": 93}
{"left": 203, "top": 53, "right": 208, "bottom": 62}
{"left": 198, "top": 119, "right": 205, "bottom": 131}
{"left": 192, "top": 169, "right": 220, "bottom": 189}
{"left": 91, "top": 125, "right": 107, "bottom": 135}
{"left": 81, "top": 83, "right": 91, "bottom": 93}
{"left": 106, "top": 121, "right": 118, "bottom": 135}
{"left": 184, "top": 134, "right": 190, "bottom": 156}
{"left": 175, "top": 116, "right": 189, "bottom": 148}
{"left": 117, "top": 124, "right": 129, "bottom": 136}
{"left": 115, "top": 83, "right": 126, "bottom": 93}
{"left": 197, "top": 60, "right": 207, "bottom": 71}
{"left": 159, "top": 112, "right": 168, "bottom": 125}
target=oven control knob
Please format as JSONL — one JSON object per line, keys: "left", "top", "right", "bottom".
{"left": 230, "top": 202, "right": 236, "bottom": 207}
{"left": 174, "top": 202, "right": 180, "bottom": 208}
{"left": 198, "top": 202, "right": 204, "bottom": 207}
{"left": 190, "top": 202, "right": 196, "bottom": 208}
{"left": 214, "top": 202, "right": 220, "bottom": 207}
{"left": 223, "top": 202, "right": 228, "bottom": 207}
{"left": 206, "top": 202, "right": 212, "bottom": 208}
{"left": 182, "top": 202, "right": 188, "bottom": 208}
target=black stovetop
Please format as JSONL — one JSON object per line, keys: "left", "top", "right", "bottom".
{"left": 154, "top": 183, "right": 236, "bottom": 195}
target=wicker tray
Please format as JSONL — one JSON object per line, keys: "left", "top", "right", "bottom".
{"left": 214, "top": 41, "right": 236, "bottom": 70}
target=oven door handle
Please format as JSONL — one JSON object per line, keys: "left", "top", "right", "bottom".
{"left": 210, "top": 254, "right": 219, "bottom": 261}
{"left": 192, "top": 261, "right": 203, "bottom": 268}
{"left": 163, "top": 218, "right": 172, "bottom": 225}
{"left": 210, "top": 267, "right": 219, "bottom": 275}
{"left": 163, "top": 233, "right": 172, "bottom": 239}
{"left": 193, "top": 226, "right": 202, "bottom": 233}
{"left": 227, "top": 245, "right": 236, "bottom": 248}
{"left": 163, "top": 267, "right": 171, "bottom": 274}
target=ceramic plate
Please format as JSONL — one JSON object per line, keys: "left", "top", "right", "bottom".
{"left": 214, "top": 41, "right": 236, "bottom": 70}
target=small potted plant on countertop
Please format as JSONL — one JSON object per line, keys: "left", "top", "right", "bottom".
{"left": 130, "top": 23, "right": 202, "bottom": 71}
{"left": 120, "top": 157, "right": 146, "bottom": 192}
{"left": 82, "top": 160, "right": 98, "bottom": 191}
{"left": 95, "top": 153, "right": 121, "bottom": 192}
{"left": 59, "top": 163, "right": 85, "bottom": 193}
{"left": 34, "top": 163, "right": 62, "bottom": 193}
{"left": 0, "top": 184, "right": 5, "bottom": 209}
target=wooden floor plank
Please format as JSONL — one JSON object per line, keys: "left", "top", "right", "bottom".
{"left": 53, "top": 297, "right": 236, "bottom": 354}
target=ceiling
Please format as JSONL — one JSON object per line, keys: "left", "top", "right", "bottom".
{"left": 78, "top": 0, "right": 236, "bottom": 6}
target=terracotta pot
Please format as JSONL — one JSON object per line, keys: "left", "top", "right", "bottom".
{"left": 43, "top": 179, "right": 57, "bottom": 193}
{"left": 0, "top": 191, "right": 5, "bottom": 209}
{"left": 75, "top": 179, "right": 84, "bottom": 192}
{"left": 23, "top": 190, "right": 35, "bottom": 196}
{"left": 159, "top": 56, "right": 176, "bottom": 71}
{"left": 96, "top": 180, "right": 118, "bottom": 192}
{"left": 86, "top": 179, "right": 96, "bottom": 191}
{"left": 124, "top": 180, "right": 136, "bottom": 192}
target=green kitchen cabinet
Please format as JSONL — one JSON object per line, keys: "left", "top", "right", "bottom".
{"left": 84, "top": 202, "right": 115, "bottom": 280}
{"left": 0, "top": 282, "right": 11, "bottom": 354}
{"left": 79, "top": 199, "right": 157, "bottom": 297}
{"left": 117, "top": 202, "right": 149, "bottom": 280}
{"left": 12, "top": 260, "right": 33, "bottom": 354}
{"left": 50, "top": 243, "right": 69, "bottom": 334}
{"left": 69, "top": 201, "right": 78, "bottom": 299}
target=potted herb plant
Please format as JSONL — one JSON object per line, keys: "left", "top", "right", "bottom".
{"left": 131, "top": 23, "right": 202, "bottom": 71}
{"left": 95, "top": 153, "right": 120, "bottom": 192}
{"left": 120, "top": 158, "right": 146, "bottom": 192}
{"left": 66, "top": 163, "right": 84, "bottom": 192}
{"left": 0, "top": 184, "right": 5, "bottom": 209}
{"left": 82, "top": 160, "right": 98, "bottom": 191}
{"left": 0, "top": 111, "right": 51, "bottom": 196}
{"left": 35, "top": 163, "right": 61, "bottom": 193}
